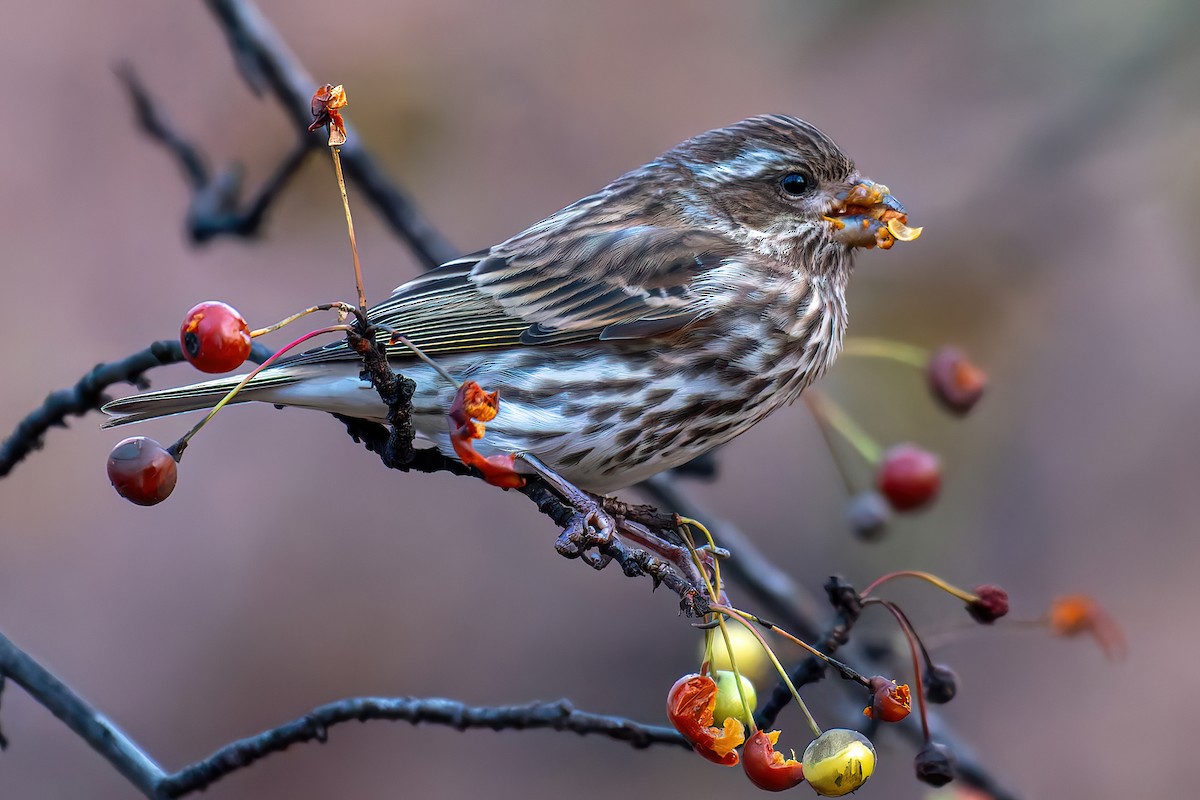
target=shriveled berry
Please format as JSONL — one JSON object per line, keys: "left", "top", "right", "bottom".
{"left": 914, "top": 741, "right": 955, "bottom": 786}
{"left": 846, "top": 491, "right": 890, "bottom": 541}
{"left": 180, "top": 301, "right": 251, "bottom": 373}
{"left": 876, "top": 444, "right": 941, "bottom": 512}
{"left": 863, "top": 676, "right": 910, "bottom": 722}
{"left": 928, "top": 347, "right": 987, "bottom": 415}
{"left": 923, "top": 663, "right": 959, "bottom": 704}
{"left": 966, "top": 584, "right": 1009, "bottom": 624}
{"left": 107, "top": 437, "right": 177, "bottom": 506}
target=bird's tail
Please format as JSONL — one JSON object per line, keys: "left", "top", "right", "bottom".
{"left": 100, "top": 371, "right": 302, "bottom": 429}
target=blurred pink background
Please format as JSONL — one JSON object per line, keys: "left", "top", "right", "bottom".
{"left": 3, "top": 1, "right": 1198, "bottom": 797}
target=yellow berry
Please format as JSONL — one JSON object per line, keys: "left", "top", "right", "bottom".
{"left": 703, "top": 625, "right": 770, "bottom": 681}
{"left": 801, "top": 729, "right": 876, "bottom": 797}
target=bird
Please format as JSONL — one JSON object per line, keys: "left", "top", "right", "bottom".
{"left": 103, "top": 114, "right": 920, "bottom": 496}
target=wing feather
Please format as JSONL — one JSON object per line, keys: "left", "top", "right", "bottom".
{"left": 281, "top": 226, "right": 746, "bottom": 367}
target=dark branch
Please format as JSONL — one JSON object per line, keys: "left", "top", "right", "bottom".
{"left": 0, "top": 630, "right": 169, "bottom": 799}
{"left": 334, "top": 416, "right": 707, "bottom": 616}
{"left": 115, "top": 63, "right": 207, "bottom": 188}
{"left": 0, "top": 628, "right": 686, "bottom": 800}
{"left": 117, "top": 64, "right": 311, "bottom": 244}
{"left": 200, "top": 0, "right": 459, "bottom": 268}
{"left": 0, "top": 340, "right": 273, "bottom": 478}
{"left": 754, "top": 576, "right": 863, "bottom": 727}
{"left": 161, "top": 696, "right": 687, "bottom": 797}
{"left": 118, "top": 0, "right": 458, "bottom": 264}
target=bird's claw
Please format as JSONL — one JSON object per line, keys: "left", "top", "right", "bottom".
{"left": 517, "top": 452, "right": 618, "bottom": 563}
{"left": 554, "top": 506, "right": 616, "bottom": 566}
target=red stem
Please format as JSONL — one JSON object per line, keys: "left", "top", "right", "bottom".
{"left": 872, "top": 599, "right": 930, "bottom": 741}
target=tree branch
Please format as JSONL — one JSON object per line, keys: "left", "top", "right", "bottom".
{"left": 0, "top": 628, "right": 687, "bottom": 800}
{"left": 199, "top": 0, "right": 459, "bottom": 267}
{"left": 334, "top": 398, "right": 708, "bottom": 615}
{"left": 161, "top": 696, "right": 687, "bottom": 797}
{"left": 117, "top": 62, "right": 311, "bottom": 244}
{"left": 0, "top": 630, "right": 169, "bottom": 799}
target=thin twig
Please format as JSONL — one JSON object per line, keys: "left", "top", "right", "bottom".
{"left": 160, "top": 697, "right": 687, "bottom": 797}
{"left": 0, "top": 340, "right": 273, "bottom": 478}
{"left": 116, "top": 64, "right": 310, "bottom": 244}
{"left": 201, "top": 0, "right": 458, "bottom": 267}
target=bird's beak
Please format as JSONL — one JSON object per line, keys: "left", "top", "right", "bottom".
{"left": 822, "top": 180, "right": 922, "bottom": 250}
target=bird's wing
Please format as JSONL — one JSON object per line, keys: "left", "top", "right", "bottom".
{"left": 477, "top": 225, "right": 744, "bottom": 343}
{"left": 284, "top": 227, "right": 743, "bottom": 366}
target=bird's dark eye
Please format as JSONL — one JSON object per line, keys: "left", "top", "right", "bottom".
{"left": 779, "top": 172, "right": 813, "bottom": 196}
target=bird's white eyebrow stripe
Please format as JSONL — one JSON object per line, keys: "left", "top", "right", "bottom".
{"left": 686, "top": 146, "right": 791, "bottom": 183}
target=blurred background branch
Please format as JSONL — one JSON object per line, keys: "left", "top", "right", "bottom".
{"left": 200, "top": 0, "right": 458, "bottom": 267}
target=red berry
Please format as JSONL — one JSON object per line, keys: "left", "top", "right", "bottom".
{"left": 107, "top": 437, "right": 177, "bottom": 506}
{"left": 180, "top": 301, "right": 251, "bottom": 373}
{"left": 927, "top": 347, "right": 987, "bottom": 416}
{"left": 742, "top": 730, "right": 806, "bottom": 791}
{"left": 876, "top": 445, "right": 941, "bottom": 512}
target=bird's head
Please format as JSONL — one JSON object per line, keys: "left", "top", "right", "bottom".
{"left": 659, "top": 114, "right": 921, "bottom": 269}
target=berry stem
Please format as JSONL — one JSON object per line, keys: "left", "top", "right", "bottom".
{"left": 727, "top": 608, "right": 871, "bottom": 688}
{"left": 867, "top": 599, "right": 930, "bottom": 741}
{"left": 679, "top": 517, "right": 723, "bottom": 603}
{"left": 329, "top": 146, "right": 368, "bottom": 314}
{"left": 248, "top": 302, "right": 358, "bottom": 339}
{"left": 700, "top": 625, "right": 715, "bottom": 677}
{"left": 173, "top": 325, "right": 352, "bottom": 450}
{"left": 860, "top": 570, "right": 976, "bottom": 604}
{"left": 714, "top": 615, "right": 757, "bottom": 734}
{"left": 709, "top": 604, "right": 822, "bottom": 738}
{"left": 802, "top": 393, "right": 859, "bottom": 495}
{"left": 678, "top": 521, "right": 823, "bottom": 736}
{"left": 805, "top": 390, "right": 884, "bottom": 466}
{"left": 841, "top": 337, "right": 929, "bottom": 368}
{"left": 675, "top": 524, "right": 757, "bottom": 734}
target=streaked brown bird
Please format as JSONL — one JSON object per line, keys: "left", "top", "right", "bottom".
{"left": 103, "top": 115, "right": 919, "bottom": 494}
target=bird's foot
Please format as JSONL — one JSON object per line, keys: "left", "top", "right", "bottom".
{"left": 611, "top": 517, "right": 717, "bottom": 600}
{"left": 516, "top": 453, "right": 615, "bottom": 566}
